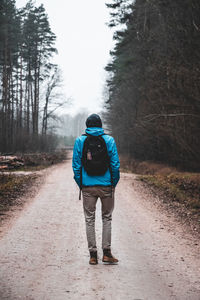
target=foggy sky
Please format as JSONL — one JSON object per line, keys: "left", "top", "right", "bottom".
{"left": 16, "top": 0, "right": 114, "bottom": 116}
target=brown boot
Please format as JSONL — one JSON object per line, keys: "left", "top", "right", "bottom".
{"left": 89, "top": 251, "right": 98, "bottom": 265}
{"left": 102, "top": 249, "right": 118, "bottom": 263}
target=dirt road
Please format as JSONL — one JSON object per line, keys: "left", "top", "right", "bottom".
{"left": 0, "top": 156, "right": 200, "bottom": 300}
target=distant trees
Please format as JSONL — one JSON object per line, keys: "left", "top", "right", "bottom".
{"left": 55, "top": 111, "right": 89, "bottom": 148}
{"left": 105, "top": 0, "right": 200, "bottom": 170}
{"left": 0, "top": 0, "right": 64, "bottom": 153}
{"left": 57, "top": 111, "right": 89, "bottom": 138}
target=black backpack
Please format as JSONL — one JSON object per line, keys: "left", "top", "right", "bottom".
{"left": 81, "top": 134, "right": 110, "bottom": 176}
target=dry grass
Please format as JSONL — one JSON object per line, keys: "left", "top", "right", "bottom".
{"left": 3, "top": 150, "right": 68, "bottom": 172}
{"left": 120, "top": 155, "right": 200, "bottom": 216}
{"left": 139, "top": 173, "right": 200, "bottom": 211}
{"left": 0, "top": 151, "right": 67, "bottom": 222}
{"left": 120, "top": 155, "right": 177, "bottom": 175}
{"left": 22, "top": 151, "right": 67, "bottom": 167}
{"left": 0, "top": 174, "right": 38, "bottom": 215}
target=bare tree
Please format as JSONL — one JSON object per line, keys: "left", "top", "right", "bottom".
{"left": 42, "top": 66, "right": 70, "bottom": 136}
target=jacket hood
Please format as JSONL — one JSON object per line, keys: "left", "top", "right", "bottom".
{"left": 85, "top": 127, "right": 104, "bottom": 136}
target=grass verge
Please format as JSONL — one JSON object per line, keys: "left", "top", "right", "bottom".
{"left": 0, "top": 174, "right": 38, "bottom": 217}
{"left": 0, "top": 151, "right": 68, "bottom": 226}
{"left": 1, "top": 150, "right": 68, "bottom": 172}
{"left": 120, "top": 155, "right": 200, "bottom": 232}
{"left": 139, "top": 173, "right": 200, "bottom": 212}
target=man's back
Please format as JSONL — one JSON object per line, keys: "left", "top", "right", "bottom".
{"left": 72, "top": 126, "right": 120, "bottom": 188}
{"left": 72, "top": 114, "right": 120, "bottom": 265}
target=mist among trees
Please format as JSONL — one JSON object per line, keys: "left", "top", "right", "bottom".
{"left": 0, "top": 0, "right": 67, "bottom": 153}
{"left": 105, "top": 0, "right": 200, "bottom": 170}
{"left": 1, "top": 0, "right": 200, "bottom": 166}
{"left": 55, "top": 111, "right": 90, "bottom": 147}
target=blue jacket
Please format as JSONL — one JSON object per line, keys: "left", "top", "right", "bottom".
{"left": 72, "top": 127, "right": 120, "bottom": 187}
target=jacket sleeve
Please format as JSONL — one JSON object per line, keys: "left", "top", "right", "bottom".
{"left": 72, "top": 138, "right": 82, "bottom": 187}
{"left": 109, "top": 137, "right": 120, "bottom": 187}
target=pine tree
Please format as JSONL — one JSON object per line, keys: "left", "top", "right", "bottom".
{"left": 0, "top": 0, "right": 60, "bottom": 153}
{"left": 0, "top": 0, "right": 21, "bottom": 152}
{"left": 23, "top": 2, "right": 56, "bottom": 138}
{"left": 105, "top": 0, "right": 200, "bottom": 169}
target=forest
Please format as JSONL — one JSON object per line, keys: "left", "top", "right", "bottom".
{"left": 1, "top": 0, "right": 200, "bottom": 169}
{"left": 0, "top": 0, "right": 65, "bottom": 153}
{"left": 105, "top": 0, "right": 200, "bottom": 170}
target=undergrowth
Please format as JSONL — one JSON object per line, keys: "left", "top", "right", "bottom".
{"left": 0, "top": 174, "right": 38, "bottom": 214}
{"left": 120, "top": 155, "right": 200, "bottom": 215}
{"left": 139, "top": 173, "right": 200, "bottom": 212}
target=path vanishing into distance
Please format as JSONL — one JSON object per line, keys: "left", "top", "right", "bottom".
{"left": 0, "top": 153, "right": 200, "bottom": 300}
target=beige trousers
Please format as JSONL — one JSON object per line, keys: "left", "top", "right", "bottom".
{"left": 82, "top": 186, "right": 114, "bottom": 252}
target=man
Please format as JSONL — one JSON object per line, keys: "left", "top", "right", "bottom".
{"left": 72, "top": 114, "right": 120, "bottom": 265}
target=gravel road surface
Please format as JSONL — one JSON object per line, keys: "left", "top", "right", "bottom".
{"left": 0, "top": 155, "right": 200, "bottom": 300}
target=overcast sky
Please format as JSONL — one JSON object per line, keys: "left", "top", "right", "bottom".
{"left": 16, "top": 0, "right": 114, "bottom": 116}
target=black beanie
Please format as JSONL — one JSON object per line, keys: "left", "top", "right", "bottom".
{"left": 86, "top": 114, "right": 102, "bottom": 128}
